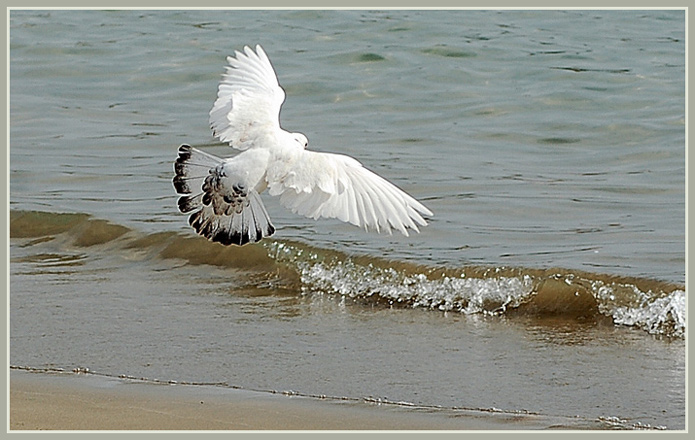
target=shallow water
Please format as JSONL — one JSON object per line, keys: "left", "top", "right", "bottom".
{"left": 9, "top": 9, "right": 685, "bottom": 429}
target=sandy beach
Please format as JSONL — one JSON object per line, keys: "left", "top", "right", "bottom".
{"left": 9, "top": 369, "right": 551, "bottom": 431}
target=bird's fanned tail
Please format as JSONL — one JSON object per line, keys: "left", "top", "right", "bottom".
{"left": 173, "top": 144, "right": 275, "bottom": 246}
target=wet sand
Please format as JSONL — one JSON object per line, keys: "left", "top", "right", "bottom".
{"left": 9, "top": 370, "right": 550, "bottom": 431}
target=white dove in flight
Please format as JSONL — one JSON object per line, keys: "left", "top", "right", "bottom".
{"left": 173, "top": 45, "right": 433, "bottom": 246}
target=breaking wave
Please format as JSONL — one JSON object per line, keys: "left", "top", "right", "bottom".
{"left": 10, "top": 210, "right": 686, "bottom": 339}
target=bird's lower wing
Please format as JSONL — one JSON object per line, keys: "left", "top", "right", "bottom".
{"left": 267, "top": 150, "right": 432, "bottom": 236}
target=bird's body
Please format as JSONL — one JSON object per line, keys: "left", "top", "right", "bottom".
{"left": 174, "top": 45, "right": 432, "bottom": 245}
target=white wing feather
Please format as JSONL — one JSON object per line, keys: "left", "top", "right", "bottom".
{"left": 209, "top": 45, "right": 286, "bottom": 150}
{"left": 181, "top": 44, "right": 433, "bottom": 244}
{"left": 267, "top": 150, "right": 433, "bottom": 236}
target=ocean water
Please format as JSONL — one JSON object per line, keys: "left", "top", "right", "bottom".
{"left": 9, "top": 9, "right": 685, "bottom": 429}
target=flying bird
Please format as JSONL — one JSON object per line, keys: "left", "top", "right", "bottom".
{"left": 173, "top": 45, "right": 433, "bottom": 246}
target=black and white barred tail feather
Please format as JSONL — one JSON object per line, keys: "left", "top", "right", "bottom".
{"left": 187, "top": 192, "right": 275, "bottom": 246}
{"left": 173, "top": 144, "right": 275, "bottom": 246}
{"left": 173, "top": 144, "right": 223, "bottom": 194}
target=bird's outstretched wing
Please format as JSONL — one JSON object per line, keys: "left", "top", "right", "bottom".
{"left": 266, "top": 150, "right": 433, "bottom": 236}
{"left": 209, "top": 45, "right": 286, "bottom": 150}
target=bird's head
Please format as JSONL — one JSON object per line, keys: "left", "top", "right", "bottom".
{"left": 292, "top": 132, "right": 308, "bottom": 149}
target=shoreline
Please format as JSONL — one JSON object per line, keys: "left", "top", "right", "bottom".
{"left": 8, "top": 369, "right": 553, "bottom": 431}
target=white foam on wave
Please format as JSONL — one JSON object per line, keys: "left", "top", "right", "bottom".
{"left": 595, "top": 284, "right": 685, "bottom": 338}
{"left": 299, "top": 259, "right": 535, "bottom": 315}
{"left": 265, "top": 241, "right": 685, "bottom": 338}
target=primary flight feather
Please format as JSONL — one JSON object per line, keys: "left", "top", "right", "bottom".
{"left": 173, "top": 44, "right": 433, "bottom": 246}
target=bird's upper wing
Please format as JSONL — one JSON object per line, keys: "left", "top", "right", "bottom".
{"left": 209, "top": 45, "right": 286, "bottom": 150}
{"left": 266, "top": 150, "right": 433, "bottom": 236}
